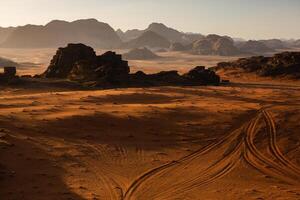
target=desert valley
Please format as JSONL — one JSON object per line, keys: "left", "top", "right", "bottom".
{"left": 0, "top": 4, "right": 300, "bottom": 200}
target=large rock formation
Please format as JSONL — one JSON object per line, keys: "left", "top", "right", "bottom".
{"left": 43, "top": 43, "right": 221, "bottom": 87}
{"left": 191, "top": 34, "right": 240, "bottom": 56}
{"left": 43, "top": 44, "right": 97, "bottom": 78}
{"left": 123, "top": 48, "right": 160, "bottom": 60}
{"left": 123, "top": 31, "right": 171, "bottom": 49}
{"left": 213, "top": 52, "right": 300, "bottom": 78}
{"left": 1, "top": 19, "right": 121, "bottom": 48}
{"left": 43, "top": 44, "right": 129, "bottom": 84}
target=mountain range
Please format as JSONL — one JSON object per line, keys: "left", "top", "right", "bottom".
{"left": 0, "top": 19, "right": 121, "bottom": 48}
{"left": 0, "top": 18, "right": 299, "bottom": 56}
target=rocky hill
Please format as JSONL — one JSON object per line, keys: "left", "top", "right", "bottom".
{"left": 213, "top": 52, "right": 300, "bottom": 78}
{"left": 191, "top": 34, "right": 240, "bottom": 56}
{"left": 123, "top": 48, "right": 160, "bottom": 60}
{"left": 43, "top": 43, "right": 220, "bottom": 87}
{"left": 122, "top": 31, "right": 171, "bottom": 49}
{"left": 1, "top": 19, "right": 121, "bottom": 48}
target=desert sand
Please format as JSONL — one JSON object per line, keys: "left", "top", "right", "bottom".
{"left": 0, "top": 49, "right": 300, "bottom": 200}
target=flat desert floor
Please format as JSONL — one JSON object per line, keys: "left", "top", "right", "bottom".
{"left": 0, "top": 49, "right": 300, "bottom": 200}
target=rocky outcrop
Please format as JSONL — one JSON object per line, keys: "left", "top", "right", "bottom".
{"left": 43, "top": 43, "right": 221, "bottom": 87}
{"left": 1, "top": 19, "right": 121, "bottom": 48}
{"left": 123, "top": 48, "right": 160, "bottom": 60}
{"left": 43, "top": 44, "right": 97, "bottom": 78}
{"left": 213, "top": 52, "right": 300, "bottom": 78}
{"left": 43, "top": 44, "right": 129, "bottom": 84}
{"left": 123, "top": 31, "right": 171, "bottom": 49}
{"left": 191, "top": 34, "right": 240, "bottom": 56}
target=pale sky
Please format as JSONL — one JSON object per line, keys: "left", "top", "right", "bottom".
{"left": 0, "top": 0, "right": 300, "bottom": 40}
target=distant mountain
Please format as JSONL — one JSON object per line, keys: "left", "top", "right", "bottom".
{"left": 116, "top": 29, "right": 144, "bottom": 42}
{"left": 123, "top": 47, "right": 160, "bottom": 60}
{"left": 0, "top": 27, "right": 15, "bottom": 44}
{"left": 145, "top": 23, "right": 184, "bottom": 43}
{"left": 190, "top": 34, "right": 240, "bottom": 56}
{"left": 237, "top": 40, "right": 273, "bottom": 54}
{"left": 1, "top": 19, "right": 121, "bottom": 48}
{"left": 122, "top": 31, "right": 171, "bottom": 49}
{"left": 295, "top": 40, "right": 300, "bottom": 47}
{"left": 118, "top": 23, "right": 203, "bottom": 44}
{"left": 259, "top": 39, "right": 286, "bottom": 49}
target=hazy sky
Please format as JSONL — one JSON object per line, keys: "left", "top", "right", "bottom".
{"left": 0, "top": 0, "right": 300, "bottom": 39}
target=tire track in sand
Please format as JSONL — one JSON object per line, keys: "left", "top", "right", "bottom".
{"left": 262, "top": 110, "right": 300, "bottom": 176}
{"left": 123, "top": 109, "right": 300, "bottom": 199}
